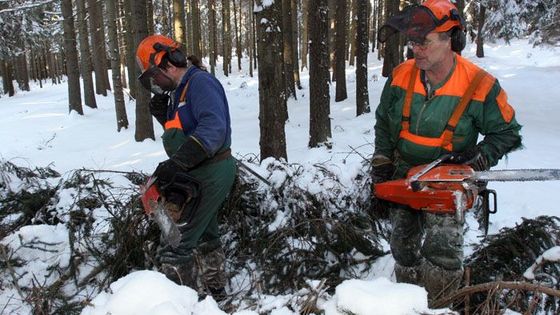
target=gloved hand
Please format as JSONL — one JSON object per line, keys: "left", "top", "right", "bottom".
{"left": 153, "top": 159, "right": 180, "bottom": 186}
{"left": 369, "top": 155, "right": 394, "bottom": 219}
{"left": 447, "top": 146, "right": 489, "bottom": 171}
{"left": 370, "top": 155, "right": 394, "bottom": 184}
{"left": 149, "top": 93, "right": 170, "bottom": 127}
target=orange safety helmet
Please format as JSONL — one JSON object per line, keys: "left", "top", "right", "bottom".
{"left": 422, "top": 0, "right": 463, "bottom": 33}
{"left": 136, "top": 35, "right": 182, "bottom": 77}
{"left": 378, "top": 0, "right": 465, "bottom": 45}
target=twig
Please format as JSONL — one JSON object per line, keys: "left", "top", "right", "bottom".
{"left": 432, "top": 281, "right": 560, "bottom": 309}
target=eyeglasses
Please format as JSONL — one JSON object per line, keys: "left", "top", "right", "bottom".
{"left": 407, "top": 39, "right": 435, "bottom": 50}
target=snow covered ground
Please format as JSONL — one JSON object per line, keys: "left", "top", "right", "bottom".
{"left": 1, "top": 39, "right": 559, "bottom": 314}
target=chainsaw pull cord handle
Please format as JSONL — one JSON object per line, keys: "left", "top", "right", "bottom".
{"left": 480, "top": 189, "right": 497, "bottom": 236}
{"left": 410, "top": 154, "right": 452, "bottom": 191}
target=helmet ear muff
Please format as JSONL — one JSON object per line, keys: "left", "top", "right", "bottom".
{"left": 450, "top": 27, "right": 466, "bottom": 52}
{"left": 152, "top": 42, "right": 187, "bottom": 68}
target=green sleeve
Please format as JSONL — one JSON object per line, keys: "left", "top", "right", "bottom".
{"left": 374, "top": 77, "right": 398, "bottom": 160}
{"left": 476, "top": 80, "right": 522, "bottom": 167}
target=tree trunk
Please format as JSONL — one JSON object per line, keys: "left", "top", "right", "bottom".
{"left": 248, "top": 0, "right": 254, "bottom": 77}
{"left": 222, "top": 0, "right": 232, "bottom": 76}
{"left": 146, "top": 0, "right": 154, "bottom": 34}
{"left": 476, "top": 4, "right": 486, "bottom": 58}
{"left": 1, "top": 60, "right": 15, "bottom": 96}
{"left": 15, "top": 50, "right": 30, "bottom": 92}
{"left": 381, "top": 0, "right": 400, "bottom": 77}
{"left": 282, "top": 0, "right": 296, "bottom": 99}
{"left": 131, "top": 0, "right": 155, "bottom": 141}
{"left": 208, "top": 0, "right": 217, "bottom": 75}
{"left": 233, "top": 0, "right": 242, "bottom": 71}
{"left": 173, "top": 0, "right": 187, "bottom": 50}
{"left": 328, "top": 0, "right": 336, "bottom": 73}
{"left": 107, "top": 0, "right": 129, "bottom": 131}
{"left": 61, "top": 0, "right": 84, "bottom": 115}
{"left": 191, "top": 0, "right": 202, "bottom": 57}
{"left": 308, "top": 0, "right": 331, "bottom": 148}
{"left": 356, "top": 0, "right": 369, "bottom": 116}
{"left": 76, "top": 0, "right": 97, "bottom": 108}
{"left": 334, "top": 0, "right": 347, "bottom": 102}
{"left": 123, "top": 0, "right": 137, "bottom": 99}
{"left": 255, "top": 0, "right": 288, "bottom": 161}
{"left": 291, "top": 0, "right": 301, "bottom": 89}
{"left": 88, "top": 0, "right": 110, "bottom": 95}
{"left": 376, "top": 0, "right": 384, "bottom": 59}
{"left": 300, "top": 0, "right": 309, "bottom": 70}
{"left": 348, "top": 0, "right": 358, "bottom": 66}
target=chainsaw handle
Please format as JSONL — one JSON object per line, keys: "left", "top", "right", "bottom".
{"left": 480, "top": 189, "right": 497, "bottom": 236}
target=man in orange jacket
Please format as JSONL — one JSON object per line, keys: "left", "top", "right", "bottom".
{"left": 373, "top": 0, "right": 522, "bottom": 305}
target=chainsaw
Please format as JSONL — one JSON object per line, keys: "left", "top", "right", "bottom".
{"left": 374, "top": 155, "right": 560, "bottom": 234}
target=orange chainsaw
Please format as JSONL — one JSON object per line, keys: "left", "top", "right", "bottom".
{"left": 374, "top": 155, "right": 560, "bottom": 233}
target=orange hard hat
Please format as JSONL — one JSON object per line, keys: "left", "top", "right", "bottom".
{"left": 135, "top": 35, "right": 181, "bottom": 74}
{"left": 421, "top": 0, "right": 463, "bottom": 33}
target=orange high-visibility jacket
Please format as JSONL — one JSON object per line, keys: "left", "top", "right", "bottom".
{"left": 374, "top": 55, "right": 522, "bottom": 177}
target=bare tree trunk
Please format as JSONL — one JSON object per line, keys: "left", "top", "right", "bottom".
{"left": 146, "top": 0, "right": 154, "bottom": 34}
{"left": 476, "top": 4, "right": 486, "bottom": 58}
{"left": 131, "top": 0, "right": 155, "bottom": 141}
{"left": 381, "top": 0, "right": 400, "bottom": 77}
{"left": 88, "top": 0, "right": 110, "bottom": 95}
{"left": 282, "top": 0, "right": 296, "bottom": 99}
{"left": 308, "top": 0, "right": 331, "bottom": 148}
{"left": 376, "top": 0, "right": 384, "bottom": 59}
{"left": 15, "top": 49, "right": 30, "bottom": 92}
{"left": 61, "top": 0, "right": 84, "bottom": 115}
{"left": 76, "top": 0, "right": 97, "bottom": 108}
{"left": 173, "top": 0, "right": 187, "bottom": 50}
{"left": 222, "top": 0, "right": 232, "bottom": 76}
{"left": 208, "top": 0, "right": 217, "bottom": 75}
{"left": 348, "top": 0, "right": 358, "bottom": 66}
{"left": 328, "top": 0, "right": 336, "bottom": 73}
{"left": 123, "top": 0, "right": 137, "bottom": 99}
{"left": 300, "top": 0, "right": 309, "bottom": 70}
{"left": 255, "top": 0, "right": 287, "bottom": 161}
{"left": 186, "top": 0, "right": 193, "bottom": 54}
{"left": 107, "top": 0, "right": 129, "bottom": 131}
{"left": 233, "top": 0, "right": 242, "bottom": 71}
{"left": 1, "top": 60, "right": 15, "bottom": 96}
{"left": 252, "top": 2, "right": 257, "bottom": 70}
{"left": 291, "top": 0, "right": 301, "bottom": 89}
{"left": 356, "top": 0, "right": 369, "bottom": 116}
{"left": 248, "top": 0, "right": 254, "bottom": 77}
{"left": 191, "top": 0, "right": 202, "bottom": 57}
{"left": 334, "top": 0, "right": 347, "bottom": 102}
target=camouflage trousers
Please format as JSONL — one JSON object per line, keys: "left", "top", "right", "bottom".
{"left": 389, "top": 205, "right": 464, "bottom": 304}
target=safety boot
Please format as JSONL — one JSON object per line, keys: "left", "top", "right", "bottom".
{"left": 419, "top": 259, "right": 463, "bottom": 307}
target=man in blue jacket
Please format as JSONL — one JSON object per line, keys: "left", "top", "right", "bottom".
{"left": 136, "top": 35, "right": 236, "bottom": 301}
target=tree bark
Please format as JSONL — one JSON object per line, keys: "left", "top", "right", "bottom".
{"left": 222, "top": 0, "right": 232, "bottom": 76}
{"left": 87, "top": 0, "right": 111, "bottom": 95}
{"left": 300, "top": 0, "right": 309, "bottom": 71}
{"left": 356, "top": 0, "right": 369, "bottom": 116}
{"left": 107, "top": 0, "right": 129, "bottom": 131}
{"left": 208, "top": 0, "right": 217, "bottom": 75}
{"left": 233, "top": 0, "right": 242, "bottom": 71}
{"left": 348, "top": 0, "right": 358, "bottom": 66}
{"left": 255, "top": 0, "right": 287, "bottom": 161}
{"left": 334, "top": 0, "right": 347, "bottom": 102}
{"left": 191, "top": 0, "right": 202, "bottom": 57}
{"left": 1, "top": 60, "right": 15, "bottom": 96}
{"left": 381, "top": 0, "right": 400, "bottom": 77}
{"left": 61, "top": 0, "right": 84, "bottom": 115}
{"left": 308, "top": 0, "right": 331, "bottom": 148}
{"left": 131, "top": 0, "right": 155, "bottom": 141}
{"left": 76, "top": 0, "right": 97, "bottom": 108}
{"left": 291, "top": 0, "right": 301, "bottom": 89}
{"left": 476, "top": 4, "right": 486, "bottom": 58}
{"left": 123, "top": 0, "right": 137, "bottom": 99}
{"left": 282, "top": 0, "right": 296, "bottom": 99}
{"left": 173, "top": 0, "right": 187, "bottom": 50}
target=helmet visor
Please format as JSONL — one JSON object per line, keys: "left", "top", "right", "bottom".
{"left": 378, "top": 5, "right": 439, "bottom": 44}
{"left": 138, "top": 65, "right": 165, "bottom": 95}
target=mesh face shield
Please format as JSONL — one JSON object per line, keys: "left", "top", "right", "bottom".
{"left": 378, "top": 5, "right": 460, "bottom": 44}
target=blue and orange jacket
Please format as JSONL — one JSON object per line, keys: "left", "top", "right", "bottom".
{"left": 374, "top": 55, "right": 522, "bottom": 177}
{"left": 162, "top": 66, "right": 231, "bottom": 158}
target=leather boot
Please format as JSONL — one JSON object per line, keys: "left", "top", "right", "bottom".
{"left": 160, "top": 257, "right": 200, "bottom": 292}
{"left": 419, "top": 260, "right": 463, "bottom": 307}
{"left": 195, "top": 242, "right": 228, "bottom": 302}
{"left": 394, "top": 262, "right": 423, "bottom": 286}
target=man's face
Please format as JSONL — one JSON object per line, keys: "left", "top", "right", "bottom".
{"left": 409, "top": 32, "right": 451, "bottom": 71}
{"left": 151, "top": 67, "right": 177, "bottom": 92}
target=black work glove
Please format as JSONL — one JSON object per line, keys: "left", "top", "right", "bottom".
{"left": 152, "top": 159, "right": 180, "bottom": 187}
{"left": 149, "top": 93, "right": 170, "bottom": 127}
{"left": 369, "top": 155, "right": 394, "bottom": 219}
{"left": 447, "top": 146, "right": 489, "bottom": 171}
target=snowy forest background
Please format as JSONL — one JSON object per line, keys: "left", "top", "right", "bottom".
{"left": 1, "top": 0, "right": 560, "bottom": 314}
